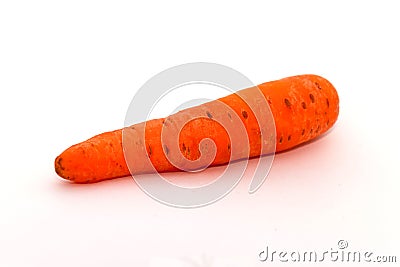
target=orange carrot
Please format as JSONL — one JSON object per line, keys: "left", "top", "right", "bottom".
{"left": 55, "top": 74, "right": 339, "bottom": 183}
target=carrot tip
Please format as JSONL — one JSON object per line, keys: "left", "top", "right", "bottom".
{"left": 55, "top": 156, "right": 69, "bottom": 180}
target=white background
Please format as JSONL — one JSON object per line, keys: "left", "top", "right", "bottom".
{"left": 1, "top": 1, "right": 399, "bottom": 266}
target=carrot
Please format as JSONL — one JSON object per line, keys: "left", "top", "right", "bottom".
{"left": 55, "top": 74, "right": 339, "bottom": 183}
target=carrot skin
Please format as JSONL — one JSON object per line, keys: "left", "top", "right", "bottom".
{"left": 55, "top": 74, "right": 339, "bottom": 183}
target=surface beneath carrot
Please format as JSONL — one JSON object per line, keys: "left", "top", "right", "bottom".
{"left": 55, "top": 74, "right": 339, "bottom": 183}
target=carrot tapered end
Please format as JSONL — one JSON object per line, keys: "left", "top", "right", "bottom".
{"left": 54, "top": 130, "right": 130, "bottom": 183}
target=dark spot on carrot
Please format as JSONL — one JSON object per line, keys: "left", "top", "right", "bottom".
{"left": 284, "top": 98, "right": 291, "bottom": 107}
{"left": 182, "top": 143, "right": 186, "bottom": 152}
{"left": 310, "top": 128, "right": 313, "bottom": 134}
{"left": 227, "top": 143, "right": 231, "bottom": 150}
{"left": 164, "top": 145, "right": 169, "bottom": 155}
{"left": 148, "top": 145, "right": 152, "bottom": 156}
{"left": 315, "top": 82, "right": 322, "bottom": 90}
{"left": 327, "top": 119, "right": 330, "bottom": 125}
{"left": 288, "top": 135, "right": 291, "bottom": 141}
{"left": 242, "top": 110, "right": 248, "bottom": 119}
{"left": 301, "top": 102, "right": 307, "bottom": 109}
{"left": 267, "top": 98, "right": 272, "bottom": 104}
{"left": 187, "top": 147, "right": 190, "bottom": 155}
{"left": 316, "top": 125, "right": 320, "bottom": 133}
{"left": 109, "top": 143, "right": 113, "bottom": 147}
{"left": 130, "top": 125, "right": 135, "bottom": 129}
{"left": 309, "top": 94, "right": 315, "bottom": 103}
{"left": 302, "top": 129, "right": 305, "bottom": 136}
{"left": 206, "top": 111, "right": 213, "bottom": 119}
{"left": 227, "top": 112, "right": 232, "bottom": 119}
{"left": 279, "top": 136, "right": 283, "bottom": 143}
{"left": 326, "top": 98, "right": 330, "bottom": 108}
{"left": 90, "top": 143, "right": 95, "bottom": 147}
